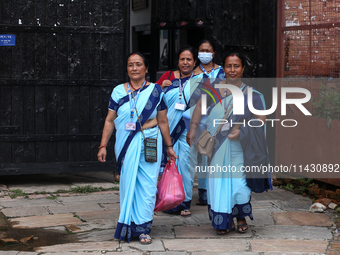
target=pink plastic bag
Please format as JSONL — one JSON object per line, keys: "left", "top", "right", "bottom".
{"left": 154, "top": 160, "right": 185, "bottom": 212}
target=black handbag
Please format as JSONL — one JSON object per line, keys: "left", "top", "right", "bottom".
{"left": 144, "top": 137, "right": 158, "bottom": 162}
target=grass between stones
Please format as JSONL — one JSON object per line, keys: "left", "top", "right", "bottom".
{"left": 4, "top": 184, "right": 119, "bottom": 199}
{"left": 8, "top": 189, "right": 28, "bottom": 199}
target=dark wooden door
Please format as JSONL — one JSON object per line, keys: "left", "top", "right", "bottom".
{"left": 0, "top": 0, "right": 129, "bottom": 175}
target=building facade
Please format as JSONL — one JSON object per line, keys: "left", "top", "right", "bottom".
{"left": 0, "top": 0, "right": 277, "bottom": 175}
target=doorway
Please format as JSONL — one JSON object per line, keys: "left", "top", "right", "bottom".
{"left": 156, "top": 28, "right": 205, "bottom": 80}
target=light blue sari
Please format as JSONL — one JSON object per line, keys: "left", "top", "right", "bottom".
{"left": 109, "top": 83, "right": 165, "bottom": 242}
{"left": 190, "top": 66, "right": 225, "bottom": 204}
{"left": 162, "top": 76, "right": 196, "bottom": 212}
{"left": 206, "top": 85, "right": 266, "bottom": 230}
{"left": 195, "top": 65, "right": 225, "bottom": 80}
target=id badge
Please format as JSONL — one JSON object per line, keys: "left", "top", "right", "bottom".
{"left": 125, "top": 122, "right": 136, "bottom": 131}
{"left": 175, "top": 102, "right": 185, "bottom": 111}
{"left": 221, "top": 123, "right": 230, "bottom": 132}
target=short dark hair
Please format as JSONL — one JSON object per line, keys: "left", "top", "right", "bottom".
{"left": 177, "top": 45, "right": 197, "bottom": 62}
{"left": 198, "top": 39, "right": 216, "bottom": 52}
{"left": 126, "top": 52, "right": 149, "bottom": 69}
{"left": 222, "top": 52, "right": 246, "bottom": 68}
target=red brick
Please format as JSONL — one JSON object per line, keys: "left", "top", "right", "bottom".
{"left": 0, "top": 238, "right": 19, "bottom": 246}
{"left": 20, "top": 236, "right": 34, "bottom": 243}
{"left": 308, "top": 187, "right": 323, "bottom": 195}
{"left": 322, "top": 190, "right": 337, "bottom": 199}
{"left": 328, "top": 236, "right": 340, "bottom": 255}
{"left": 315, "top": 198, "right": 332, "bottom": 207}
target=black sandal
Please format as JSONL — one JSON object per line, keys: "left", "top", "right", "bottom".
{"left": 195, "top": 200, "right": 207, "bottom": 206}
{"left": 180, "top": 209, "right": 191, "bottom": 217}
{"left": 216, "top": 226, "right": 235, "bottom": 235}
{"left": 237, "top": 218, "right": 248, "bottom": 233}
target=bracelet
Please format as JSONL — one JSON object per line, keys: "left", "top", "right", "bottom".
{"left": 98, "top": 144, "right": 107, "bottom": 149}
{"left": 190, "top": 122, "right": 199, "bottom": 126}
{"left": 165, "top": 144, "right": 173, "bottom": 148}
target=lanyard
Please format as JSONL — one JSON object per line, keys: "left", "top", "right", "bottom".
{"left": 224, "top": 83, "right": 245, "bottom": 114}
{"left": 200, "top": 63, "right": 215, "bottom": 76}
{"left": 179, "top": 71, "right": 194, "bottom": 101}
{"left": 128, "top": 80, "right": 146, "bottom": 121}
{"left": 224, "top": 82, "right": 245, "bottom": 97}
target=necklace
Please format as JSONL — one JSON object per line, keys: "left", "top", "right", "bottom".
{"left": 200, "top": 63, "right": 215, "bottom": 75}
{"left": 130, "top": 83, "right": 138, "bottom": 90}
{"left": 130, "top": 81, "right": 146, "bottom": 91}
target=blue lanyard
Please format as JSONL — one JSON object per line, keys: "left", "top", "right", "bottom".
{"left": 224, "top": 82, "right": 245, "bottom": 96}
{"left": 179, "top": 71, "right": 194, "bottom": 101}
{"left": 200, "top": 63, "right": 215, "bottom": 76}
{"left": 224, "top": 83, "right": 245, "bottom": 114}
{"left": 128, "top": 80, "right": 146, "bottom": 121}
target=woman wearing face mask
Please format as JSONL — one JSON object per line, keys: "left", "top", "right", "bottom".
{"left": 193, "top": 39, "right": 225, "bottom": 79}
{"left": 189, "top": 39, "right": 225, "bottom": 206}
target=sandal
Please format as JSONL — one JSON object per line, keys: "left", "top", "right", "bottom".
{"left": 237, "top": 218, "right": 248, "bottom": 233}
{"left": 216, "top": 226, "right": 235, "bottom": 235}
{"left": 180, "top": 209, "right": 191, "bottom": 217}
{"left": 139, "top": 233, "right": 152, "bottom": 245}
{"left": 114, "top": 173, "right": 120, "bottom": 183}
{"left": 195, "top": 200, "right": 207, "bottom": 206}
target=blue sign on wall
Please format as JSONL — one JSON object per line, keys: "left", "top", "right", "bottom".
{"left": 0, "top": 34, "right": 16, "bottom": 46}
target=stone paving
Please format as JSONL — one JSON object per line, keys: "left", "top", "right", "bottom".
{"left": 0, "top": 173, "right": 339, "bottom": 254}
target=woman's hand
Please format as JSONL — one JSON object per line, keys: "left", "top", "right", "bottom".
{"left": 98, "top": 110, "right": 116, "bottom": 163}
{"left": 97, "top": 147, "right": 107, "bottom": 162}
{"left": 227, "top": 129, "right": 240, "bottom": 140}
{"left": 188, "top": 128, "right": 197, "bottom": 146}
{"left": 166, "top": 147, "right": 178, "bottom": 161}
{"left": 188, "top": 98, "right": 202, "bottom": 146}
{"left": 142, "top": 118, "right": 157, "bottom": 130}
{"left": 161, "top": 79, "right": 172, "bottom": 89}
{"left": 186, "top": 130, "right": 191, "bottom": 146}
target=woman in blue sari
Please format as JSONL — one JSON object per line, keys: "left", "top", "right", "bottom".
{"left": 189, "top": 39, "right": 225, "bottom": 206}
{"left": 155, "top": 45, "right": 197, "bottom": 216}
{"left": 98, "top": 52, "right": 177, "bottom": 244}
{"left": 189, "top": 52, "right": 269, "bottom": 234}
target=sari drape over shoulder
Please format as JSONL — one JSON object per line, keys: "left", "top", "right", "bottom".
{"left": 205, "top": 85, "right": 269, "bottom": 230}
{"left": 108, "top": 83, "right": 166, "bottom": 242}
{"left": 189, "top": 66, "right": 226, "bottom": 204}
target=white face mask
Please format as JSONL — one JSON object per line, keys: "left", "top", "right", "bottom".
{"left": 198, "top": 52, "right": 213, "bottom": 64}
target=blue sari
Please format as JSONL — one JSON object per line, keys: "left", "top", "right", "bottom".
{"left": 190, "top": 66, "right": 225, "bottom": 204}
{"left": 161, "top": 75, "right": 197, "bottom": 213}
{"left": 108, "top": 83, "right": 166, "bottom": 242}
{"left": 205, "top": 85, "right": 266, "bottom": 230}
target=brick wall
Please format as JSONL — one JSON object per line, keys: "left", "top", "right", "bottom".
{"left": 283, "top": 0, "right": 340, "bottom": 78}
